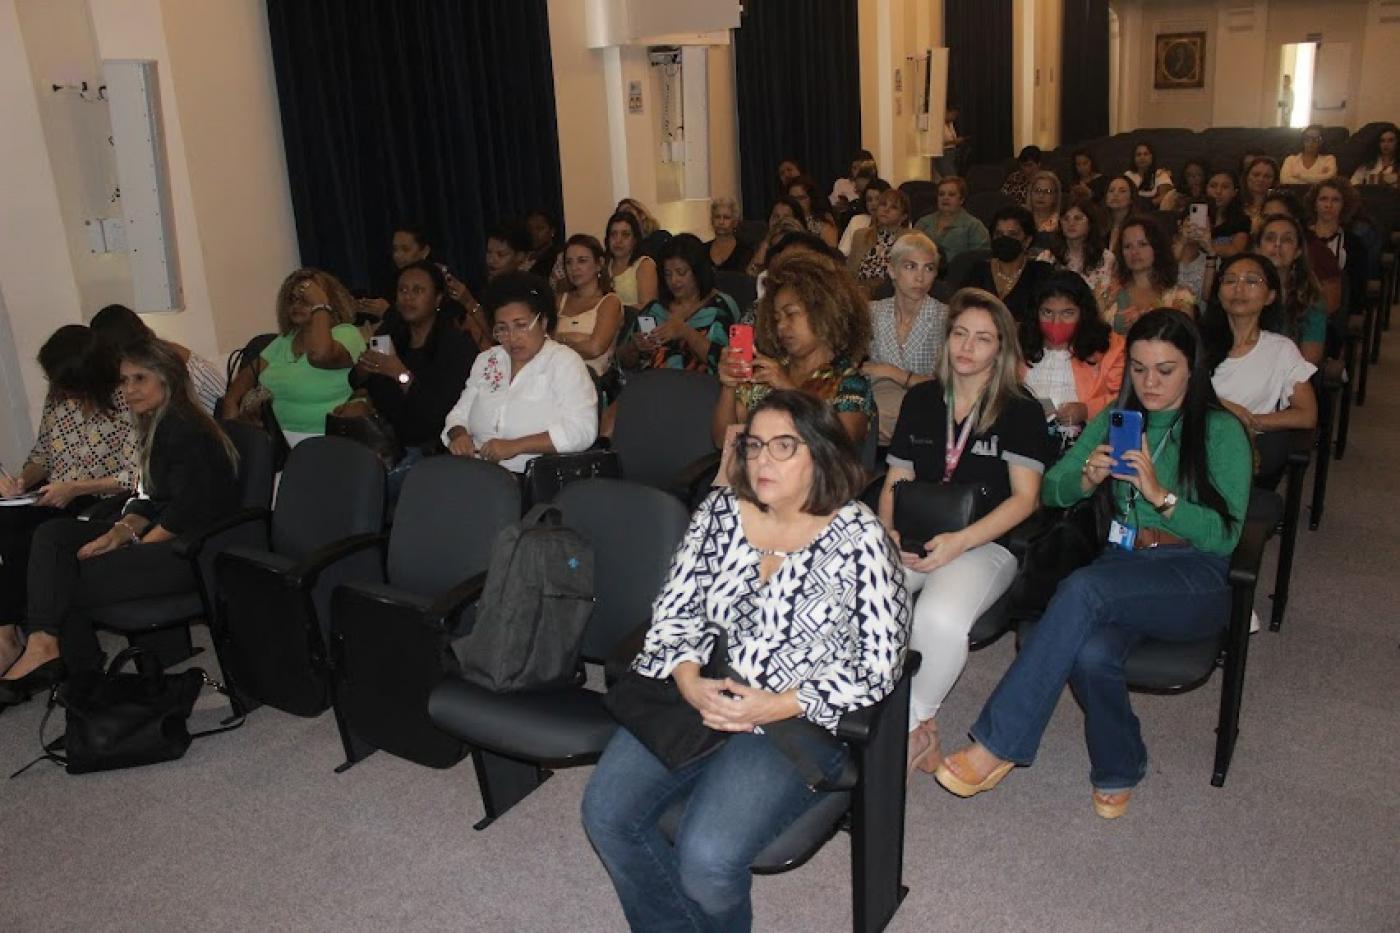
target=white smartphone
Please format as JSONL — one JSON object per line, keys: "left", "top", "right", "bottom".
{"left": 370, "top": 335, "right": 394, "bottom": 355}
{"left": 636, "top": 316, "right": 657, "bottom": 334}
{"left": 1188, "top": 202, "right": 1210, "bottom": 234}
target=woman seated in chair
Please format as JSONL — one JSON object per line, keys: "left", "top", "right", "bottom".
{"left": 0, "top": 339, "right": 240, "bottom": 701}
{"left": 616, "top": 197, "right": 672, "bottom": 260}
{"left": 1194, "top": 169, "right": 1252, "bottom": 261}
{"left": 1026, "top": 170, "right": 1062, "bottom": 239}
{"left": 746, "top": 196, "right": 809, "bottom": 275}
{"left": 441, "top": 272, "right": 597, "bottom": 473}
{"left": 1349, "top": 124, "right": 1399, "bottom": 188}
{"left": 1106, "top": 216, "right": 1197, "bottom": 335}
{"left": 705, "top": 196, "right": 754, "bottom": 274}
{"left": 1160, "top": 159, "right": 1208, "bottom": 212}
{"left": 604, "top": 210, "right": 659, "bottom": 311}
{"left": 617, "top": 234, "right": 739, "bottom": 376}
{"left": 1201, "top": 253, "right": 1318, "bottom": 486}
{"left": 714, "top": 251, "right": 874, "bottom": 450}
{"left": 1255, "top": 213, "right": 1329, "bottom": 365}
{"left": 861, "top": 233, "right": 947, "bottom": 455}
{"left": 222, "top": 268, "right": 365, "bottom": 446}
{"left": 914, "top": 176, "right": 990, "bottom": 268}
{"left": 1304, "top": 178, "right": 1366, "bottom": 317}
{"left": 840, "top": 177, "right": 892, "bottom": 257}
{"left": 581, "top": 390, "right": 910, "bottom": 932}
{"left": 1240, "top": 157, "right": 1280, "bottom": 233}
{"left": 848, "top": 187, "right": 914, "bottom": 295}
{"left": 551, "top": 234, "right": 624, "bottom": 382}
{"left": 1068, "top": 148, "right": 1107, "bottom": 203}
{"left": 455, "top": 220, "right": 536, "bottom": 352}
{"left": 964, "top": 205, "right": 1054, "bottom": 324}
{"left": 1034, "top": 196, "right": 1117, "bottom": 317}
{"left": 1021, "top": 271, "right": 1125, "bottom": 445}
{"left": 1280, "top": 124, "right": 1338, "bottom": 185}
{"left": 0, "top": 327, "right": 138, "bottom": 680}
{"left": 878, "top": 288, "right": 1052, "bottom": 777}
{"left": 90, "top": 304, "right": 225, "bottom": 414}
{"left": 783, "top": 173, "right": 840, "bottom": 248}
{"left": 1124, "top": 141, "right": 1174, "bottom": 208}
{"left": 339, "top": 261, "right": 476, "bottom": 496}
{"left": 935, "top": 309, "right": 1252, "bottom": 819}
{"left": 1103, "top": 175, "right": 1136, "bottom": 252}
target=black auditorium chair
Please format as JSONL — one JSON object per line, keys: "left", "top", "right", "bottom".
{"left": 965, "top": 191, "right": 1014, "bottom": 230}
{"left": 213, "top": 436, "right": 385, "bottom": 717}
{"left": 428, "top": 478, "right": 690, "bottom": 829}
{"left": 86, "top": 421, "right": 274, "bottom": 668}
{"left": 658, "top": 655, "right": 923, "bottom": 933}
{"left": 1015, "top": 493, "right": 1274, "bottom": 786}
{"left": 714, "top": 270, "right": 758, "bottom": 315}
{"left": 328, "top": 457, "right": 520, "bottom": 770}
{"left": 1251, "top": 429, "right": 1311, "bottom": 632}
{"left": 936, "top": 248, "right": 991, "bottom": 300}
{"left": 966, "top": 163, "right": 1009, "bottom": 195}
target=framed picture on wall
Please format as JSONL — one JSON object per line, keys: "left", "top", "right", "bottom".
{"left": 1154, "top": 32, "right": 1206, "bottom": 89}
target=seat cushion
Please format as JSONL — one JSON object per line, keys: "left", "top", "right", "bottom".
{"left": 658, "top": 787, "right": 851, "bottom": 873}
{"left": 220, "top": 546, "right": 298, "bottom": 576}
{"left": 1123, "top": 635, "right": 1221, "bottom": 691}
{"left": 427, "top": 677, "right": 617, "bottom": 764}
{"left": 89, "top": 593, "right": 203, "bottom": 632}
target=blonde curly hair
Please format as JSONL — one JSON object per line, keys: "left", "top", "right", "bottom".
{"left": 274, "top": 268, "right": 356, "bottom": 335}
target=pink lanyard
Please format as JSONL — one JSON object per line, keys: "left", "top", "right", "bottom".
{"left": 943, "top": 390, "right": 977, "bottom": 483}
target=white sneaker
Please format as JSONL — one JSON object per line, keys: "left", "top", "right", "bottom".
{"left": 1249, "top": 610, "right": 1261, "bottom": 634}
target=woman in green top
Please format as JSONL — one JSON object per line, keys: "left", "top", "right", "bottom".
{"left": 1254, "top": 213, "right": 1328, "bottom": 365}
{"left": 222, "top": 268, "right": 366, "bottom": 445}
{"left": 914, "top": 176, "right": 990, "bottom": 268}
{"left": 933, "top": 309, "right": 1251, "bottom": 819}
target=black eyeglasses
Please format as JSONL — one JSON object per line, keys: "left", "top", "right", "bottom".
{"left": 737, "top": 433, "right": 806, "bottom": 461}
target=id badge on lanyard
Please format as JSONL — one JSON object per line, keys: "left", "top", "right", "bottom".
{"left": 943, "top": 390, "right": 977, "bottom": 483}
{"left": 1109, "top": 417, "right": 1178, "bottom": 551}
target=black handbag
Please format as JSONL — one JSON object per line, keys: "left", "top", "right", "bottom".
{"left": 522, "top": 450, "right": 621, "bottom": 509}
{"left": 326, "top": 409, "right": 403, "bottom": 469}
{"left": 11, "top": 648, "right": 243, "bottom": 777}
{"left": 892, "top": 479, "right": 992, "bottom": 556}
{"left": 1009, "top": 492, "right": 1112, "bottom": 615}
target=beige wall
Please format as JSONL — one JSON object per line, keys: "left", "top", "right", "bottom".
{"left": 858, "top": 0, "right": 942, "bottom": 187}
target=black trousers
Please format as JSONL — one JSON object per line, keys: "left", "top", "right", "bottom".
{"left": 26, "top": 518, "right": 196, "bottom": 670}
{"left": 0, "top": 504, "right": 71, "bottom": 623}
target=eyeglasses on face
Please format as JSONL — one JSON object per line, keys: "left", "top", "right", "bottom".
{"left": 737, "top": 433, "right": 806, "bottom": 461}
{"left": 1220, "top": 274, "right": 1267, "bottom": 288}
{"left": 1031, "top": 187, "right": 1056, "bottom": 196}
{"left": 1303, "top": 134, "right": 1322, "bottom": 143}
{"left": 491, "top": 313, "right": 542, "bottom": 341}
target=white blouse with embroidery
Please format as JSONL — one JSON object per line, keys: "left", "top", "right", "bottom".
{"left": 632, "top": 488, "right": 911, "bottom": 732}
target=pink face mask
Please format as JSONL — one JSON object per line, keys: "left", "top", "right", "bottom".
{"left": 1039, "top": 320, "right": 1077, "bottom": 346}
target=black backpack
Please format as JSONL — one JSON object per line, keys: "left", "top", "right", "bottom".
{"left": 454, "top": 504, "right": 595, "bottom": 692}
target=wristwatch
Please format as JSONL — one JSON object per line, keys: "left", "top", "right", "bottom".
{"left": 1154, "top": 492, "right": 1178, "bottom": 514}
{"left": 396, "top": 371, "right": 412, "bottom": 386}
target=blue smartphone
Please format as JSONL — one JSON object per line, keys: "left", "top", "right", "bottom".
{"left": 1108, "top": 409, "right": 1144, "bottom": 477}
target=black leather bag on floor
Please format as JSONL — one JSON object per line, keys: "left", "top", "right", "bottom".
{"left": 12, "top": 648, "right": 243, "bottom": 776}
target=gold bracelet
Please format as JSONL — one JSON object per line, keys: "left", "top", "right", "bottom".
{"left": 116, "top": 520, "right": 141, "bottom": 545}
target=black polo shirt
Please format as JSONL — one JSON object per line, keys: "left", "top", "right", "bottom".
{"left": 886, "top": 380, "right": 1054, "bottom": 509}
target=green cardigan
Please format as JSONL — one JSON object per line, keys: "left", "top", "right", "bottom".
{"left": 915, "top": 209, "right": 991, "bottom": 265}
{"left": 1043, "top": 407, "right": 1252, "bottom": 556}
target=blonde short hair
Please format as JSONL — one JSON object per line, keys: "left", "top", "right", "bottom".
{"left": 888, "top": 232, "right": 940, "bottom": 270}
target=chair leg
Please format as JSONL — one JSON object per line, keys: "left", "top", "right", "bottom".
{"left": 1309, "top": 391, "right": 1335, "bottom": 531}
{"left": 1370, "top": 290, "right": 1384, "bottom": 364}
{"left": 1270, "top": 460, "right": 1306, "bottom": 631}
{"left": 1213, "top": 581, "right": 1255, "bottom": 787}
{"left": 848, "top": 669, "right": 913, "bottom": 933}
{"left": 1357, "top": 309, "right": 1373, "bottom": 406}
{"left": 126, "top": 625, "right": 200, "bottom": 668}
{"left": 471, "top": 750, "right": 552, "bottom": 830}
{"left": 331, "top": 700, "right": 378, "bottom": 773}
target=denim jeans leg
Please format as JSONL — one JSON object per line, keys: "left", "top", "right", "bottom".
{"left": 673, "top": 732, "right": 843, "bottom": 933}
{"left": 581, "top": 728, "right": 709, "bottom": 933}
{"left": 1067, "top": 622, "right": 1148, "bottom": 790}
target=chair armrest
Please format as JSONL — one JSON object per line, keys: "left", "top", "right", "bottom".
{"left": 421, "top": 570, "right": 488, "bottom": 632}
{"left": 171, "top": 507, "right": 271, "bottom": 560}
{"left": 1228, "top": 518, "right": 1271, "bottom": 588}
{"left": 667, "top": 450, "right": 722, "bottom": 506}
{"left": 285, "top": 533, "right": 387, "bottom": 589}
{"left": 835, "top": 652, "right": 922, "bottom": 746}
{"left": 1321, "top": 359, "right": 1344, "bottom": 389}
{"left": 1284, "top": 428, "right": 1313, "bottom": 466}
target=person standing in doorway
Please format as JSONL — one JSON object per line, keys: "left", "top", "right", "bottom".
{"left": 1278, "top": 75, "right": 1294, "bottom": 128}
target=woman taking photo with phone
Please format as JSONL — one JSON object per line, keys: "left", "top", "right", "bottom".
{"left": 582, "top": 390, "right": 909, "bottom": 932}
{"left": 878, "top": 288, "right": 1053, "bottom": 776}
{"left": 618, "top": 234, "right": 738, "bottom": 376}
{"left": 934, "top": 310, "right": 1251, "bottom": 819}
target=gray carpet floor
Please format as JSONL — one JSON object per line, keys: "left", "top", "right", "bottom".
{"left": 2, "top": 350, "right": 1397, "bottom": 933}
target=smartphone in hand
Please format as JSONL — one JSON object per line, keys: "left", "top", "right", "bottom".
{"left": 1108, "top": 409, "right": 1144, "bottom": 477}
{"left": 369, "top": 334, "right": 394, "bottom": 355}
{"left": 729, "top": 323, "right": 755, "bottom": 378}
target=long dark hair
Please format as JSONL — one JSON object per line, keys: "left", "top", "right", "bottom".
{"left": 1200, "top": 252, "right": 1284, "bottom": 369}
{"left": 1046, "top": 196, "right": 1109, "bottom": 274}
{"left": 38, "top": 324, "right": 120, "bottom": 414}
{"left": 1253, "top": 213, "right": 1324, "bottom": 344}
{"left": 604, "top": 211, "right": 645, "bottom": 267}
{"left": 656, "top": 233, "right": 716, "bottom": 305}
{"left": 1129, "top": 141, "right": 1160, "bottom": 193}
{"left": 1207, "top": 170, "right": 1247, "bottom": 228}
{"left": 770, "top": 194, "right": 809, "bottom": 229}
{"left": 1114, "top": 215, "right": 1179, "bottom": 288}
{"left": 1120, "top": 310, "right": 1238, "bottom": 531}
{"left": 1022, "top": 271, "right": 1112, "bottom": 364}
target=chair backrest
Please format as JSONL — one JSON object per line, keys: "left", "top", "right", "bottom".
{"left": 736, "top": 219, "right": 768, "bottom": 248}
{"left": 965, "top": 191, "right": 1013, "bottom": 229}
{"left": 965, "top": 163, "right": 1006, "bottom": 194}
{"left": 388, "top": 456, "right": 520, "bottom": 596}
{"left": 715, "top": 271, "right": 758, "bottom": 314}
{"left": 271, "top": 436, "right": 385, "bottom": 560}
{"left": 899, "top": 180, "right": 938, "bottom": 226}
{"left": 556, "top": 478, "right": 690, "bottom": 661}
{"left": 942, "top": 248, "right": 991, "bottom": 293}
{"left": 227, "top": 332, "right": 276, "bottom": 385}
{"left": 223, "top": 420, "right": 274, "bottom": 509}
{"left": 612, "top": 369, "right": 722, "bottom": 488}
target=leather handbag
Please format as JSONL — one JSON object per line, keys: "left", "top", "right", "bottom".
{"left": 326, "top": 409, "right": 403, "bottom": 469}
{"left": 11, "top": 648, "right": 243, "bottom": 776}
{"left": 892, "top": 479, "right": 992, "bottom": 556}
{"left": 1009, "top": 492, "right": 1112, "bottom": 615}
{"left": 522, "top": 450, "right": 621, "bottom": 509}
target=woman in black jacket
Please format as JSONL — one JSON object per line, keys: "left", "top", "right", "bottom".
{"left": 0, "top": 339, "right": 239, "bottom": 701}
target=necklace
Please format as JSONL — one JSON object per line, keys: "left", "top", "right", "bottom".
{"left": 753, "top": 546, "right": 793, "bottom": 558}
{"left": 991, "top": 260, "right": 1022, "bottom": 295}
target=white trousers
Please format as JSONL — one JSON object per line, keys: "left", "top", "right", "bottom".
{"left": 904, "top": 541, "right": 1018, "bottom": 727}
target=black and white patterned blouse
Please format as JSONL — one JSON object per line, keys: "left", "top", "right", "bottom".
{"left": 633, "top": 488, "right": 910, "bottom": 732}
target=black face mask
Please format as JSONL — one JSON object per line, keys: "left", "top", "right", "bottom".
{"left": 991, "top": 235, "right": 1024, "bottom": 262}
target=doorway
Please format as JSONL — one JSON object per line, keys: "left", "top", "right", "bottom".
{"left": 1279, "top": 40, "right": 1351, "bottom": 128}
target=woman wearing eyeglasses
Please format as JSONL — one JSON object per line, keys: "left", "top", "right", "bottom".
{"left": 441, "top": 272, "right": 597, "bottom": 472}
{"left": 1280, "top": 125, "right": 1337, "bottom": 185}
{"left": 582, "top": 390, "right": 909, "bottom": 932}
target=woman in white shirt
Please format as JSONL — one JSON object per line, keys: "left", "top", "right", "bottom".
{"left": 1202, "top": 253, "right": 1317, "bottom": 443}
{"left": 1349, "top": 124, "right": 1399, "bottom": 188}
{"left": 1124, "top": 141, "right": 1174, "bottom": 208}
{"left": 1280, "top": 125, "right": 1338, "bottom": 185}
{"left": 442, "top": 272, "right": 597, "bottom": 473}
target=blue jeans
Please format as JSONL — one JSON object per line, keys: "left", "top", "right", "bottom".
{"left": 581, "top": 727, "right": 844, "bottom": 932}
{"left": 971, "top": 546, "right": 1230, "bottom": 791}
